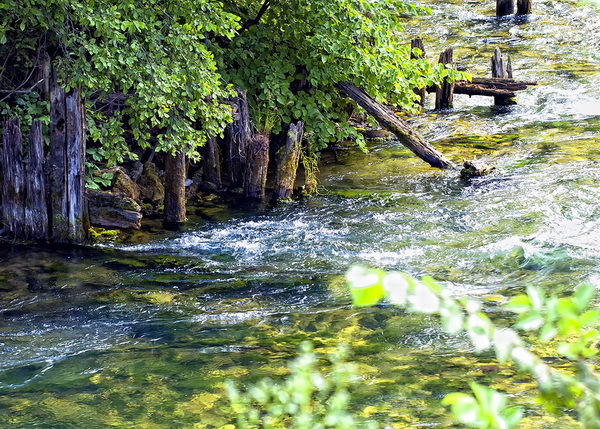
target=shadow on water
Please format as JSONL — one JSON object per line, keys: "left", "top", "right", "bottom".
{"left": 2, "top": 1, "right": 600, "bottom": 427}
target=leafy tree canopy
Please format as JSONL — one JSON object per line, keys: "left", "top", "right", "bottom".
{"left": 1, "top": 0, "right": 462, "bottom": 163}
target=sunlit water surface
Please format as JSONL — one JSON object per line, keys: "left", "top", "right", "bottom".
{"left": 2, "top": 1, "right": 600, "bottom": 427}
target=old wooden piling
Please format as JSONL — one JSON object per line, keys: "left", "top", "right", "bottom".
{"left": 491, "top": 48, "right": 517, "bottom": 105}
{"left": 411, "top": 37, "right": 427, "bottom": 108}
{"left": 273, "top": 121, "right": 304, "bottom": 201}
{"left": 517, "top": 0, "right": 532, "bottom": 14}
{"left": 244, "top": 134, "right": 270, "bottom": 199}
{"left": 497, "top": 0, "right": 515, "bottom": 16}
{"left": 46, "top": 80, "right": 88, "bottom": 243}
{"left": 200, "top": 135, "right": 222, "bottom": 189}
{"left": 164, "top": 151, "right": 187, "bottom": 226}
{"left": 225, "top": 89, "right": 251, "bottom": 189}
{"left": 25, "top": 121, "right": 48, "bottom": 240}
{"left": 336, "top": 81, "right": 453, "bottom": 169}
{"left": 1, "top": 119, "right": 26, "bottom": 237}
{"left": 435, "top": 48, "right": 455, "bottom": 110}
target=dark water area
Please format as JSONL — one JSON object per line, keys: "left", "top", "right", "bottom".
{"left": 2, "top": 1, "right": 600, "bottom": 427}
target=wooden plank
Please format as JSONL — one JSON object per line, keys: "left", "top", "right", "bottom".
{"left": 65, "top": 90, "right": 87, "bottom": 243}
{"left": 25, "top": 120, "right": 48, "bottom": 240}
{"left": 273, "top": 121, "right": 304, "bottom": 201}
{"left": 1, "top": 118, "right": 26, "bottom": 237}
{"left": 336, "top": 81, "right": 453, "bottom": 169}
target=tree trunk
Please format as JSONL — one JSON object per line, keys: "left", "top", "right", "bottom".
{"left": 491, "top": 48, "right": 517, "bottom": 105}
{"left": 1, "top": 118, "right": 26, "bottom": 237}
{"left": 226, "top": 89, "right": 251, "bottom": 188}
{"left": 273, "top": 121, "right": 304, "bottom": 201}
{"left": 164, "top": 152, "right": 187, "bottom": 226}
{"left": 201, "top": 135, "right": 222, "bottom": 189}
{"left": 335, "top": 82, "right": 453, "bottom": 169}
{"left": 244, "top": 134, "right": 270, "bottom": 199}
{"left": 411, "top": 37, "right": 427, "bottom": 108}
{"left": 517, "top": 0, "right": 532, "bottom": 14}
{"left": 435, "top": 48, "right": 455, "bottom": 110}
{"left": 497, "top": 0, "right": 515, "bottom": 16}
{"left": 25, "top": 120, "right": 49, "bottom": 240}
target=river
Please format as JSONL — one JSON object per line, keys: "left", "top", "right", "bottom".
{"left": 1, "top": 1, "right": 600, "bottom": 427}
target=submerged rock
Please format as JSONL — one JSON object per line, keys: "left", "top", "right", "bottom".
{"left": 460, "top": 159, "right": 495, "bottom": 178}
{"left": 87, "top": 190, "right": 143, "bottom": 229}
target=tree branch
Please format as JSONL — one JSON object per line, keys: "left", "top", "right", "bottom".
{"left": 238, "top": 0, "right": 271, "bottom": 35}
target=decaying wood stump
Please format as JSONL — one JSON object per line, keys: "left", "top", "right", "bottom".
{"left": 273, "top": 121, "right": 304, "bottom": 201}
{"left": 335, "top": 81, "right": 453, "bottom": 169}
{"left": 491, "top": 48, "right": 517, "bottom": 106}
{"left": 435, "top": 48, "right": 455, "bottom": 110}
{"left": 244, "top": 134, "right": 270, "bottom": 199}
{"left": 164, "top": 152, "right": 187, "bottom": 226}
{"left": 497, "top": 0, "right": 515, "bottom": 16}
{"left": 1, "top": 118, "right": 26, "bottom": 237}
{"left": 201, "top": 135, "right": 222, "bottom": 189}
{"left": 25, "top": 121, "right": 48, "bottom": 240}
{"left": 48, "top": 81, "right": 88, "bottom": 243}
{"left": 517, "top": 0, "right": 532, "bottom": 14}
{"left": 226, "top": 89, "right": 252, "bottom": 189}
{"left": 411, "top": 37, "right": 427, "bottom": 108}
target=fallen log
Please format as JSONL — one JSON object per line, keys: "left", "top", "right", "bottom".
{"left": 428, "top": 77, "right": 537, "bottom": 98}
{"left": 336, "top": 81, "right": 453, "bottom": 169}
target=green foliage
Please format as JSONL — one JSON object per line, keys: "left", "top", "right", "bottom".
{"left": 226, "top": 342, "right": 378, "bottom": 429}
{"left": 215, "top": 0, "right": 466, "bottom": 150}
{"left": 346, "top": 266, "right": 600, "bottom": 428}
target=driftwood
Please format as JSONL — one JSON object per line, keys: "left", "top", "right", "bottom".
{"left": 336, "top": 81, "right": 453, "bottom": 169}
{"left": 450, "top": 77, "right": 537, "bottom": 98}
{"left": 273, "top": 121, "right": 304, "bottom": 201}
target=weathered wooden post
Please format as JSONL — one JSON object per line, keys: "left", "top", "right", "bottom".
{"left": 225, "top": 89, "right": 251, "bottom": 189}
{"left": 517, "top": 0, "right": 532, "bottom": 14}
{"left": 244, "top": 134, "right": 270, "bottom": 199}
{"left": 435, "top": 48, "right": 455, "bottom": 110}
{"left": 491, "top": 48, "right": 517, "bottom": 106}
{"left": 164, "top": 151, "right": 187, "bottom": 226}
{"left": 497, "top": 0, "right": 515, "bottom": 16}
{"left": 25, "top": 120, "right": 48, "bottom": 240}
{"left": 1, "top": 118, "right": 26, "bottom": 237}
{"left": 411, "top": 37, "right": 427, "bottom": 108}
{"left": 273, "top": 121, "right": 304, "bottom": 201}
{"left": 49, "top": 79, "right": 88, "bottom": 243}
{"left": 200, "top": 136, "right": 222, "bottom": 189}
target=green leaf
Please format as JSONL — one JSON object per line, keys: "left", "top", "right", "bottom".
{"left": 572, "top": 283, "right": 596, "bottom": 312}
{"left": 442, "top": 393, "right": 481, "bottom": 426}
{"left": 514, "top": 312, "right": 545, "bottom": 331}
{"left": 527, "top": 286, "right": 545, "bottom": 311}
{"left": 505, "top": 294, "right": 531, "bottom": 314}
{"left": 346, "top": 265, "right": 384, "bottom": 307}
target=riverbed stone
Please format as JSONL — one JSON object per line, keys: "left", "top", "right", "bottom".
{"left": 109, "top": 166, "right": 140, "bottom": 201}
{"left": 137, "top": 162, "right": 165, "bottom": 205}
{"left": 87, "top": 190, "right": 142, "bottom": 229}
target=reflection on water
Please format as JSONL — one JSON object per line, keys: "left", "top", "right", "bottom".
{"left": 1, "top": 1, "right": 600, "bottom": 427}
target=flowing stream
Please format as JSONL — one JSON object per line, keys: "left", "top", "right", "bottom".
{"left": 2, "top": 1, "right": 600, "bottom": 427}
